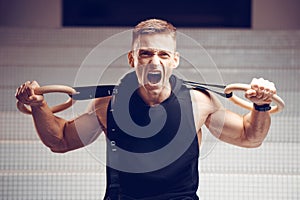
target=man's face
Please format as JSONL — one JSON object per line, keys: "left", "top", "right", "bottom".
{"left": 129, "top": 33, "right": 179, "bottom": 92}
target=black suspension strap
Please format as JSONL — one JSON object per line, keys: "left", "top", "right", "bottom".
{"left": 70, "top": 81, "right": 232, "bottom": 100}
{"left": 183, "top": 80, "right": 232, "bottom": 98}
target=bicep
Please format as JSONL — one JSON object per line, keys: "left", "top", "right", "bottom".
{"left": 64, "top": 111, "right": 103, "bottom": 148}
{"left": 192, "top": 89, "right": 246, "bottom": 147}
{"left": 205, "top": 109, "right": 246, "bottom": 146}
{"left": 58, "top": 100, "right": 105, "bottom": 152}
{"left": 200, "top": 91, "right": 248, "bottom": 147}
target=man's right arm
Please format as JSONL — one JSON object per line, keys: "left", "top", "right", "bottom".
{"left": 16, "top": 81, "right": 103, "bottom": 153}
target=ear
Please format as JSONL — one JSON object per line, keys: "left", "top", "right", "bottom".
{"left": 127, "top": 51, "right": 135, "bottom": 68}
{"left": 173, "top": 52, "right": 180, "bottom": 68}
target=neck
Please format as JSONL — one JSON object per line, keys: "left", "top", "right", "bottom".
{"left": 138, "top": 82, "right": 172, "bottom": 106}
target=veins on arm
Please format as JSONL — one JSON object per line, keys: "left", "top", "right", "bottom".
{"left": 202, "top": 91, "right": 270, "bottom": 148}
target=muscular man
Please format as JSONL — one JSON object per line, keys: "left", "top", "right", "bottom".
{"left": 16, "top": 19, "right": 276, "bottom": 200}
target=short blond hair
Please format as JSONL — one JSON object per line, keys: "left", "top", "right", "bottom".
{"left": 132, "top": 19, "right": 176, "bottom": 48}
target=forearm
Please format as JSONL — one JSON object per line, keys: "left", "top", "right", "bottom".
{"left": 31, "top": 102, "right": 67, "bottom": 149}
{"left": 15, "top": 81, "right": 102, "bottom": 152}
{"left": 243, "top": 110, "right": 271, "bottom": 146}
{"left": 32, "top": 102, "right": 103, "bottom": 152}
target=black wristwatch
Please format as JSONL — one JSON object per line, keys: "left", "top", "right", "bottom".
{"left": 253, "top": 103, "right": 271, "bottom": 112}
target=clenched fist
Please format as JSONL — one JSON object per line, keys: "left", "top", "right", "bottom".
{"left": 245, "top": 78, "right": 276, "bottom": 106}
{"left": 15, "top": 81, "right": 45, "bottom": 107}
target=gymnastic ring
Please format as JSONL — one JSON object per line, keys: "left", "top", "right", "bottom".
{"left": 224, "top": 83, "right": 285, "bottom": 114}
{"left": 16, "top": 85, "right": 77, "bottom": 115}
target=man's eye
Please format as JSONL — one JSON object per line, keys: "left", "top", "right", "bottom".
{"left": 158, "top": 52, "right": 171, "bottom": 58}
{"left": 139, "top": 51, "right": 153, "bottom": 57}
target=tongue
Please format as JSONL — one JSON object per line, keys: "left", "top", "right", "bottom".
{"left": 147, "top": 73, "right": 161, "bottom": 84}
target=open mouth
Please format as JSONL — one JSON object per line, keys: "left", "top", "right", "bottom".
{"left": 147, "top": 71, "right": 162, "bottom": 84}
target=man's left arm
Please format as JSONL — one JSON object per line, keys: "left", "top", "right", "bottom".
{"left": 205, "top": 78, "right": 276, "bottom": 148}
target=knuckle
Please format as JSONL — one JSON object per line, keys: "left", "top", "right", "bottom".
{"left": 31, "top": 80, "right": 38, "bottom": 85}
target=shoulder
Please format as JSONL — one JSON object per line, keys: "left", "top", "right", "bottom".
{"left": 190, "top": 89, "right": 211, "bottom": 105}
{"left": 189, "top": 88, "right": 225, "bottom": 132}
{"left": 87, "top": 96, "right": 111, "bottom": 113}
{"left": 86, "top": 96, "right": 112, "bottom": 131}
{"left": 190, "top": 89, "right": 222, "bottom": 114}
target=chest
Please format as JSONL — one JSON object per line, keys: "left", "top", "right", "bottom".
{"left": 109, "top": 93, "right": 184, "bottom": 153}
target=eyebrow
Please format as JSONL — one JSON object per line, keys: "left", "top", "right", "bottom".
{"left": 138, "top": 48, "right": 174, "bottom": 54}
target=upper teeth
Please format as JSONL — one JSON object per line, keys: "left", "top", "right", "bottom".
{"left": 149, "top": 72, "right": 160, "bottom": 75}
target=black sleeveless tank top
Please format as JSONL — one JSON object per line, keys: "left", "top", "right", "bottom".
{"left": 104, "top": 72, "right": 199, "bottom": 200}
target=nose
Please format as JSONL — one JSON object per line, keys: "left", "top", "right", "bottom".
{"left": 150, "top": 54, "right": 161, "bottom": 66}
